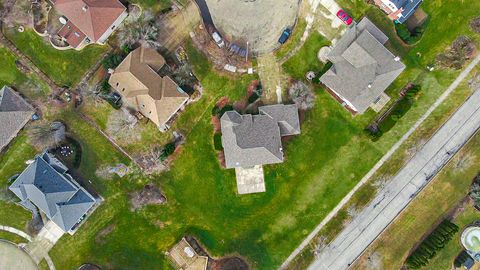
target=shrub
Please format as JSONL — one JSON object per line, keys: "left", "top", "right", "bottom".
{"left": 288, "top": 81, "right": 316, "bottom": 110}
{"left": 99, "top": 79, "right": 111, "bottom": 95}
{"left": 102, "top": 53, "right": 123, "bottom": 70}
{"left": 212, "top": 104, "right": 234, "bottom": 117}
{"left": 454, "top": 250, "right": 471, "bottom": 268}
{"left": 436, "top": 36, "right": 476, "bottom": 70}
{"left": 248, "top": 92, "right": 260, "bottom": 104}
{"left": 395, "top": 23, "right": 425, "bottom": 45}
{"left": 405, "top": 220, "right": 459, "bottom": 269}
{"left": 470, "top": 17, "right": 480, "bottom": 33}
{"left": 213, "top": 134, "right": 223, "bottom": 150}
{"left": 160, "top": 142, "right": 176, "bottom": 161}
{"left": 28, "top": 121, "right": 66, "bottom": 150}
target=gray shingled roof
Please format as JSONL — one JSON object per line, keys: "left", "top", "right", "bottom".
{"left": 221, "top": 104, "right": 300, "bottom": 168}
{"left": 9, "top": 152, "right": 96, "bottom": 232}
{"left": 0, "top": 86, "right": 34, "bottom": 152}
{"left": 320, "top": 18, "right": 405, "bottom": 114}
{"left": 392, "top": 0, "right": 423, "bottom": 23}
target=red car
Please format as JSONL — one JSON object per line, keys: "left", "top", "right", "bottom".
{"left": 337, "top": 10, "right": 353, "bottom": 25}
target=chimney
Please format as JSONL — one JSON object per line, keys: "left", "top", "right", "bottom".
{"left": 82, "top": 5, "right": 88, "bottom": 12}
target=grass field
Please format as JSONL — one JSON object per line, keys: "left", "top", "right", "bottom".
{"left": 3, "top": 28, "right": 107, "bottom": 87}
{"left": 282, "top": 31, "right": 330, "bottom": 80}
{"left": 281, "top": 0, "right": 480, "bottom": 267}
{"left": 0, "top": 47, "right": 49, "bottom": 99}
{"left": 1, "top": 0, "right": 480, "bottom": 269}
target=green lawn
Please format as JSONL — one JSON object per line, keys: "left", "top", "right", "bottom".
{"left": 0, "top": 46, "right": 45, "bottom": 232}
{"left": 0, "top": 47, "right": 49, "bottom": 99}
{"left": 1, "top": 1, "right": 480, "bottom": 269}
{"left": 3, "top": 28, "right": 107, "bottom": 87}
{"left": 130, "top": 0, "right": 173, "bottom": 12}
{"left": 281, "top": 0, "right": 480, "bottom": 267}
{"left": 282, "top": 31, "right": 330, "bottom": 80}
{"left": 0, "top": 134, "right": 36, "bottom": 231}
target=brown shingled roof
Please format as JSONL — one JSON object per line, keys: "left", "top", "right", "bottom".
{"left": 54, "top": 0, "right": 126, "bottom": 43}
{"left": 108, "top": 47, "right": 189, "bottom": 128}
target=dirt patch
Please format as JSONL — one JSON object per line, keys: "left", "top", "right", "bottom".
{"left": 78, "top": 263, "right": 102, "bottom": 270}
{"left": 129, "top": 184, "right": 167, "bottom": 210}
{"left": 211, "top": 257, "right": 249, "bottom": 270}
{"left": 205, "top": 0, "right": 299, "bottom": 54}
{"left": 95, "top": 224, "right": 115, "bottom": 245}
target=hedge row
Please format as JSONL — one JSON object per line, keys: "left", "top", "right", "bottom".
{"left": 405, "top": 220, "right": 459, "bottom": 269}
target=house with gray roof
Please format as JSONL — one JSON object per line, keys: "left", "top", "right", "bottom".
{"left": 0, "top": 86, "right": 34, "bottom": 152}
{"left": 9, "top": 151, "right": 97, "bottom": 234}
{"left": 373, "top": 0, "right": 423, "bottom": 23}
{"left": 220, "top": 104, "right": 300, "bottom": 194}
{"left": 320, "top": 17, "right": 405, "bottom": 114}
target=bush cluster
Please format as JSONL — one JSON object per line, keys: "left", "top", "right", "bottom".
{"left": 436, "top": 35, "right": 476, "bottom": 70}
{"left": 160, "top": 142, "right": 176, "bottom": 161}
{"left": 366, "top": 84, "right": 421, "bottom": 140}
{"left": 454, "top": 250, "right": 471, "bottom": 268}
{"left": 470, "top": 17, "right": 480, "bottom": 34}
{"left": 211, "top": 104, "right": 234, "bottom": 117}
{"left": 213, "top": 134, "right": 223, "bottom": 150}
{"left": 405, "top": 220, "right": 459, "bottom": 269}
{"left": 102, "top": 53, "right": 123, "bottom": 70}
{"left": 395, "top": 23, "right": 425, "bottom": 45}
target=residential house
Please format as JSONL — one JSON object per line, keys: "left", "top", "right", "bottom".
{"left": 320, "top": 17, "right": 405, "bottom": 114}
{"left": 53, "top": 0, "right": 128, "bottom": 49}
{"left": 373, "top": 0, "right": 423, "bottom": 23}
{"left": 221, "top": 104, "right": 300, "bottom": 194}
{"left": 0, "top": 86, "right": 34, "bottom": 152}
{"left": 109, "top": 46, "right": 189, "bottom": 131}
{"left": 9, "top": 151, "right": 97, "bottom": 234}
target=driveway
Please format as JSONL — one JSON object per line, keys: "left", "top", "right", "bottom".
{"left": 310, "top": 87, "right": 480, "bottom": 269}
{"left": 0, "top": 240, "right": 38, "bottom": 270}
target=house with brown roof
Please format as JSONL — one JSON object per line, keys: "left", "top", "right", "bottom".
{"left": 108, "top": 46, "right": 189, "bottom": 131}
{"left": 52, "top": 0, "right": 128, "bottom": 49}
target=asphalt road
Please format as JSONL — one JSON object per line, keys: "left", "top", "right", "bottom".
{"left": 310, "top": 88, "right": 480, "bottom": 270}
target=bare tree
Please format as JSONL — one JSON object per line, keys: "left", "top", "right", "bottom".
{"left": 436, "top": 36, "right": 476, "bottom": 70}
{"left": 28, "top": 121, "right": 66, "bottom": 150}
{"left": 471, "top": 17, "right": 480, "bottom": 33}
{"left": 116, "top": 10, "right": 160, "bottom": 48}
{"left": 1, "top": 0, "right": 31, "bottom": 27}
{"left": 288, "top": 81, "right": 316, "bottom": 110}
{"left": 106, "top": 108, "right": 140, "bottom": 143}
{"left": 78, "top": 82, "right": 103, "bottom": 107}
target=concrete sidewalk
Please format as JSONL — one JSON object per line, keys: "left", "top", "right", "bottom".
{"left": 310, "top": 88, "right": 480, "bottom": 270}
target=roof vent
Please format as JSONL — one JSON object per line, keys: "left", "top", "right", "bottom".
{"left": 367, "top": 83, "right": 372, "bottom": 89}
{"left": 82, "top": 5, "right": 88, "bottom": 11}
{"left": 394, "top": 56, "right": 400, "bottom": 62}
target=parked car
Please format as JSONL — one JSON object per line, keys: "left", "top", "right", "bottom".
{"left": 278, "top": 28, "right": 292, "bottom": 44}
{"left": 337, "top": 10, "right": 353, "bottom": 25}
{"left": 212, "top": 32, "right": 225, "bottom": 48}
